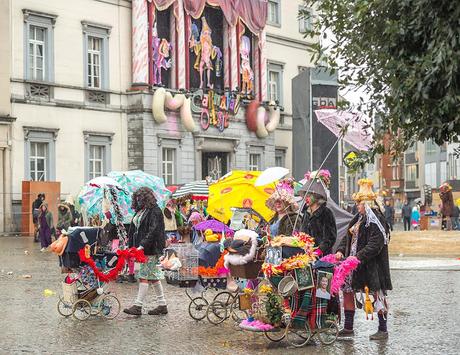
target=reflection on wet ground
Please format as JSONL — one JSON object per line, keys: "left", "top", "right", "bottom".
{"left": 1, "top": 237, "right": 459, "bottom": 354}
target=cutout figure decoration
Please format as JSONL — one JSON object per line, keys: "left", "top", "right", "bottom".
{"left": 190, "top": 17, "right": 222, "bottom": 89}
{"left": 240, "top": 35, "right": 254, "bottom": 96}
{"left": 152, "top": 22, "right": 172, "bottom": 86}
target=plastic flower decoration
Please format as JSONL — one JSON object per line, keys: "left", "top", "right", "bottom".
{"left": 259, "top": 285, "right": 273, "bottom": 294}
{"left": 304, "top": 169, "right": 331, "bottom": 188}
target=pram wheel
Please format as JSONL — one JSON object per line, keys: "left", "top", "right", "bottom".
{"left": 72, "top": 299, "right": 92, "bottom": 321}
{"left": 188, "top": 297, "right": 208, "bottom": 321}
{"left": 230, "top": 296, "right": 248, "bottom": 323}
{"left": 286, "top": 322, "right": 312, "bottom": 348}
{"left": 98, "top": 294, "right": 121, "bottom": 319}
{"left": 212, "top": 291, "right": 234, "bottom": 307}
{"left": 264, "top": 326, "right": 287, "bottom": 342}
{"left": 57, "top": 298, "right": 73, "bottom": 317}
{"left": 317, "top": 320, "right": 339, "bottom": 345}
{"left": 206, "top": 300, "right": 228, "bottom": 325}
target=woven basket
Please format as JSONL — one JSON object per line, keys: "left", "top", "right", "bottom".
{"left": 239, "top": 294, "right": 252, "bottom": 310}
{"left": 61, "top": 282, "right": 78, "bottom": 304}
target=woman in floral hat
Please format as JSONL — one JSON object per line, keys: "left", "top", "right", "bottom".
{"left": 265, "top": 179, "right": 301, "bottom": 237}
{"left": 336, "top": 179, "right": 392, "bottom": 341}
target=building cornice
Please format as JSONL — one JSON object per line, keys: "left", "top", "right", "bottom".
{"left": 22, "top": 9, "right": 58, "bottom": 26}
{"left": 0, "top": 115, "right": 16, "bottom": 124}
{"left": 11, "top": 78, "right": 125, "bottom": 96}
{"left": 23, "top": 126, "right": 59, "bottom": 141}
{"left": 266, "top": 33, "right": 315, "bottom": 51}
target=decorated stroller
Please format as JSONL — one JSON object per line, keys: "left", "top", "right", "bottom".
{"left": 235, "top": 232, "right": 360, "bottom": 348}
{"left": 56, "top": 227, "right": 145, "bottom": 320}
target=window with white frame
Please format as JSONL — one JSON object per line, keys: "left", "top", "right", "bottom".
{"left": 249, "top": 153, "right": 261, "bottom": 171}
{"left": 23, "top": 9, "right": 56, "bottom": 82}
{"left": 299, "top": 6, "right": 312, "bottom": 33}
{"left": 89, "top": 145, "right": 105, "bottom": 179}
{"left": 275, "top": 149, "right": 286, "bottom": 168}
{"left": 268, "top": 0, "right": 281, "bottom": 25}
{"left": 406, "top": 142, "right": 417, "bottom": 153}
{"left": 440, "top": 161, "right": 447, "bottom": 184}
{"left": 87, "top": 36, "right": 102, "bottom": 88}
{"left": 24, "top": 127, "right": 58, "bottom": 182}
{"left": 391, "top": 164, "right": 399, "bottom": 180}
{"left": 29, "top": 142, "right": 48, "bottom": 181}
{"left": 162, "top": 148, "right": 176, "bottom": 185}
{"left": 28, "top": 26, "right": 46, "bottom": 81}
{"left": 448, "top": 153, "right": 460, "bottom": 179}
{"left": 405, "top": 164, "right": 418, "bottom": 182}
{"left": 425, "top": 162, "right": 436, "bottom": 187}
{"left": 84, "top": 132, "right": 112, "bottom": 181}
{"left": 425, "top": 140, "right": 437, "bottom": 156}
{"left": 268, "top": 63, "right": 283, "bottom": 105}
{"left": 82, "top": 22, "right": 110, "bottom": 90}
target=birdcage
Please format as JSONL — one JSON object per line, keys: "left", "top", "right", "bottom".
{"left": 164, "top": 243, "right": 199, "bottom": 287}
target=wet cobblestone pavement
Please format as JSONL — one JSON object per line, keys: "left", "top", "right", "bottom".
{"left": 1, "top": 237, "right": 459, "bottom": 355}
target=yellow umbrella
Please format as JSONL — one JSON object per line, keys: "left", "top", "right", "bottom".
{"left": 208, "top": 170, "right": 276, "bottom": 223}
{"left": 456, "top": 198, "right": 460, "bottom": 207}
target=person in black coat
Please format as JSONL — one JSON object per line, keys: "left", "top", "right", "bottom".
{"left": 124, "top": 187, "right": 168, "bottom": 316}
{"left": 383, "top": 200, "right": 395, "bottom": 231}
{"left": 299, "top": 178, "right": 337, "bottom": 256}
{"left": 32, "top": 193, "right": 45, "bottom": 242}
{"left": 335, "top": 179, "right": 392, "bottom": 341}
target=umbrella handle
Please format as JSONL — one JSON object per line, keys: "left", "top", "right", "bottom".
{"left": 294, "top": 131, "right": 344, "bottom": 228}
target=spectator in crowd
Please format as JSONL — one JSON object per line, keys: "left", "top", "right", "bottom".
{"left": 38, "top": 202, "right": 55, "bottom": 252}
{"left": 384, "top": 200, "right": 395, "bottom": 231}
{"left": 451, "top": 204, "right": 460, "bottom": 231}
{"left": 402, "top": 200, "right": 412, "bottom": 231}
{"left": 32, "top": 193, "right": 45, "bottom": 242}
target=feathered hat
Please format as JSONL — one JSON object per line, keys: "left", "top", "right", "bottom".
{"left": 265, "top": 178, "right": 298, "bottom": 212}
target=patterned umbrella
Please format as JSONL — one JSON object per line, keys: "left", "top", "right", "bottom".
{"left": 194, "top": 220, "right": 234, "bottom": 235}
{"left": 107, "top": 170, "right": 171, "bottom": 210}
{"left": 78, "top": 177, "right": 131, "bottom": 223}
{"left": 172, "top": 180, "right": 209, "bottom": 200}
{"left": 207, "top": 171, "right": 275, "bottom": 224}
{"left": 315, "top": 109, "right": 373, "bottom": 151}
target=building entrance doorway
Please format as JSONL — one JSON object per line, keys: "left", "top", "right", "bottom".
{"left": 202, "top": 152, "right": 228, "bottom": 180}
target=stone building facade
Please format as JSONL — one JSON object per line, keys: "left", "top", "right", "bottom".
{"left": 2, "top": 0, "right": 131, "bottom": 232}
{"left": 1, "top": 0, "right": 317, "bottom": 233}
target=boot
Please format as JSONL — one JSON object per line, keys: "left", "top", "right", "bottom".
{"left": 127, "top": 274, "right": 137, "bottom": 283}
{"left": 369, "top": 330, "right": 388, "bottom": 340}
{"left": 148, "top": 305, "right": 168, "bottom": 315}
{"left": 123, "top": 305, "right": 142, "bottom": 316}
{"left": 116, "top": 275, "right": 126, "bottom": 283}
{"left": 338, "top": 328, "right": 355, "bottom": 337}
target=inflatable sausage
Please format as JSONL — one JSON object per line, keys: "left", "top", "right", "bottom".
{"left": 152, "top": 87, "right": 167, "bottom": 123}
{"left": 245, "top": 100, "right": 260, "bottom": 132}
{"left": 180, "top": 97, "right": 195, "bottom": 132}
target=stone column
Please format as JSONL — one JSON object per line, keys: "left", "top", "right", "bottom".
{"left": 229, "top": 25, "right": 238, "bottom": 91}
{"left": 259, "top": 29, "right": 267, "bottom": 101}
{"left": 132, "top": 0, "right": 149, "bottom": 87}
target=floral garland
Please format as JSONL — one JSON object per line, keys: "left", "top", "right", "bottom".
{"left": 198, "top": 250, "right": 229, "bottom": 277}
{"left": 262, "top": 253, "right": 316, "bottom": 277}
{"left": 78, "top": 247, "right": 147, "bottom": 282}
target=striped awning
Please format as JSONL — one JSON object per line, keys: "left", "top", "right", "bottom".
{"left": 172, "top": 180, "right": 209, "bottom": 200}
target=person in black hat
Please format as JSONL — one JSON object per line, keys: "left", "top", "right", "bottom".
{"left": 299, "top": 172, "right": 337, "bottom": 256}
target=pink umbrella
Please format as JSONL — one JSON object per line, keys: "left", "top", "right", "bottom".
{"left": 314, "top": 109, "right": 373, "bottom": 151}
